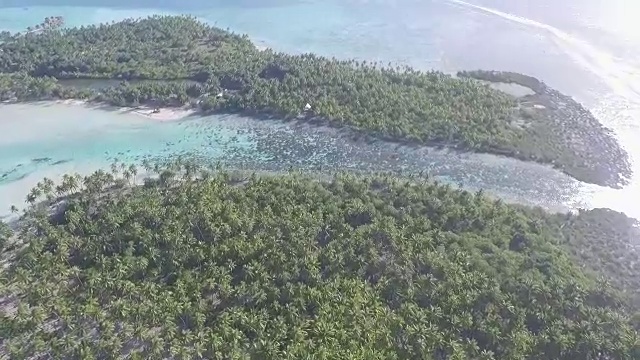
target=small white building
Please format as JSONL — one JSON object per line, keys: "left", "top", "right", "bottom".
{"left": 304, "top": 103, "right": 311, "bottom": 111}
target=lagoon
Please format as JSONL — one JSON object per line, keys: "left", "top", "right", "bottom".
{"left": 0, "top": 100, "right": 593, "bottom": 217}
{"left": 1, "top": 0, "right": 639, "bottom": 219}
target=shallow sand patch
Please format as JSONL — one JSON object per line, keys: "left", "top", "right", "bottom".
{"left": 56, "top": 99, "right": 197, "bottom": 121}
{"left": 128, "top": 106, "right": 197, "bottom": 121}
{"left": 0, "top": 161, "right": 110, "bottom": 219}
{"left": 487, "top": 81, "right": 536, "bottom": 97}
{"left": 4, "top": 100, "right": 633, "bottom": 221}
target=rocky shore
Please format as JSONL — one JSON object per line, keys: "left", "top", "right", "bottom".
{"left": 458, "top": 70, "right": 632, "bottom": 189}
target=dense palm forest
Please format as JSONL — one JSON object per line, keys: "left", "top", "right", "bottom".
{"left": 0, "top": 160, "right": 639, "bottom": 359}
{"left": 1, "top": 11, "right": 639, "bottom": 360}
{"left": 0, "top": 15, "right": 630, "bottom": 187}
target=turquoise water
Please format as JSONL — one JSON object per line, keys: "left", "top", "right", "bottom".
{"left": 0, "top": 104, "right": 258, "bottom": 184}
{"left": 1, "top": 0, "right": 639, "bottom": 218}
{"left": 0, "top": 103, "right": 585, "bottom": 212}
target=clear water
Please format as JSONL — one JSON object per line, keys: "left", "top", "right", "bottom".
{"left": 0, "top": 0, "right": 639, "bottom": 219}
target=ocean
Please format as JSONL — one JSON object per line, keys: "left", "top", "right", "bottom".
{"left": 1, "top": 0, "right": 639, "bottom": 219}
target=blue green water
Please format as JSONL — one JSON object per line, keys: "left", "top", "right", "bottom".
{"left": 1, "top": 0, "right": 639, "bottom": 218}
{"left": 0, "top": 104, "right": 259, "bottom": 183}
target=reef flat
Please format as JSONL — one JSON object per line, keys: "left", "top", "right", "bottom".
{"left": 458, "top": 70, "right": 631, "bottom": 189}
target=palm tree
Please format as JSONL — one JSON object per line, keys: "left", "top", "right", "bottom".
{"left": 110, "top": 162, "right": 120, "bottom": 177}
{"left": 26, "top": 187, "right": 41, "bottom": 204}
{"left": 128, "top": 164, "right": 138, "bottom": 184}
{"left": 61, "top": 174, "right": 78, "bottom": 195}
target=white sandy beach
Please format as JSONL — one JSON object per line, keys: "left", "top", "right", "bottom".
{"left": 0, "top": 100, "right": 198, "bottom": 220}
{"left": 57, "top": 99, "right": 198, "bottom": 121}
{"left": 0, "top": 161, "right": 110, "bottom": 221}
{"left": 0, "top": 98, "right": 638, "bottom": 223}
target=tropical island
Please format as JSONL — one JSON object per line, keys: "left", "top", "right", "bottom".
{"left": 0, "top": 15, "right": 630, "bottom": 188}
{"left": 1, "top": 15, "right": 640, "bottom": 358}
{"left": 0, "top": 160, "right": 639, "bottom": 359}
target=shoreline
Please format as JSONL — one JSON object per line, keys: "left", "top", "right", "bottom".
{"left": 56, "top": 99, "right": 198, "bottom": 122}
{"left": 458, "top": 70, "right": 633, "bottom": 189}
{"left": 0, "top": 100, "right": 593, "bottom": 219}
{"left": 2, "top": 93, "right": 640, "bottom": 221}
{"left": 2, "top": 95, "right": 626, "bottom": 188}
{"left": 1, "top": 98, "right": 198, "bottom": 122}
{"left": 0, "top": 72, "right": 630, "bottom": 189}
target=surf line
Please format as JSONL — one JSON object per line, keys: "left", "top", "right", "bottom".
{"left": 444, "top": 0, "right": 640, "bottom": 102}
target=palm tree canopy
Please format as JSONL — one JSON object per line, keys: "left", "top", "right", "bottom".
{"left": 1, "top": 162, "right": 639, "bottom": 359}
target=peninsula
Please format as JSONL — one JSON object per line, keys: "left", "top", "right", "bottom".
{"left": 0, "top": 15, "right": 630, "bottom": 188}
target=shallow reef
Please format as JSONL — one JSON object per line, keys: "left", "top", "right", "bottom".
{"left": 458, "top": 70, "right": 631, "bottom": 189}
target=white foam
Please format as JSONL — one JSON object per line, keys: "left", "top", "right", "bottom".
{"left": 446, "top": 0, "right": 640, "bottom": 220}
{"left": 446, "top": 0, "right": 640, "bottom": 102}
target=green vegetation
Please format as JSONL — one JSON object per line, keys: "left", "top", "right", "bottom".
{"left": 0, "top": 15, "right": 630, "bottom": 188}
{"left": 0, "top": 220, "right": 10, "bottom": 250}
{"left": 458, "top": 70, "right": 631, "bottom": 188}
{"left": 1, "top": 161, "right": 639, "bottom": 359}
{"left": 558, "top": 208, "right": 640, "bottom": 308}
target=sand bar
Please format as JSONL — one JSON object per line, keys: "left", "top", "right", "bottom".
{"left": 56, "top": 99, "right": 198, "bottom": 121}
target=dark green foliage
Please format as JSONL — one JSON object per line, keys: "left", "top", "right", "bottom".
{"left": 557, "top": 208, "right": 640, "bottom": 307}
{"left": 0, "top": 16, "right": 250, "bottom": 79}
{"left": 0, "top": 72, "right": 61, "bottom": 101}
{"left": 457, "top": 70, "right": 631, "bottom": 188}
{"left": 1, "top": 162, "right": 639, "bottom": 359}
{"left": 0, "top": 220, "right": 11, "bottom": 250}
